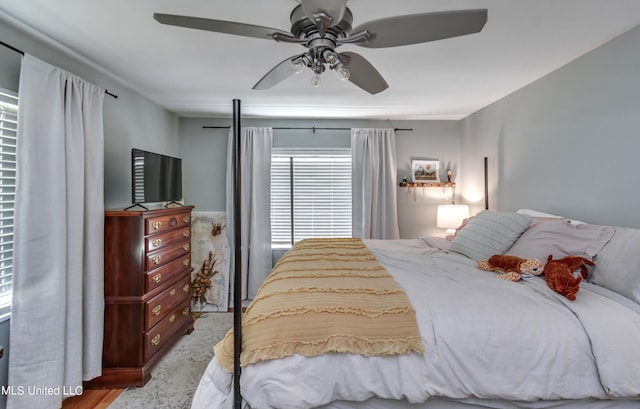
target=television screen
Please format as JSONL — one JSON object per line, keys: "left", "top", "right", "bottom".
{"left": 131, "top": 149, "right": 182, "bottom": 204}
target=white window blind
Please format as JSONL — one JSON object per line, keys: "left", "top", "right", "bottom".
{"left": 0, "top": 89, "right": 17, "bottom": 320}
{"left": 271, "top": 149, "right": 352, "bottom": 248}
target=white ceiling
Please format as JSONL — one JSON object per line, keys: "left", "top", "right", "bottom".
{"left": 1, "top": 0, "right": 640, "bottom": 120}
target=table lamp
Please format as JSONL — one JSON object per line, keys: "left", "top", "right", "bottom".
{"left": 437, "top": 204, "right": 470, "bottom": 235}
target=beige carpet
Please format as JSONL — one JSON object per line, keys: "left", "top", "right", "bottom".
{"left": 108, "top": 313, "right": 233, "bottom": 409}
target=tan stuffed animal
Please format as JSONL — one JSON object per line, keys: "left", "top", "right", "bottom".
{"left": 544, "top": 255, "right": 594, "bottom": 301}
{"left": 478, "top": 254, "right": 544, "bottom": 282}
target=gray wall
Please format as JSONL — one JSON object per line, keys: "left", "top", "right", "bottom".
{"left": 179, "top": 117, "right": 461, "bottom": 238}
{"left": 460, "top": 24, "right": 640, "bottom": 228}
{"left": 395, "top": 121, "right": 461, "bottom": 238}
{"left": 0, "top": 14, "right": 181, "bottom": 404}
{"left": 103, "top": 92, "right": 180, "bottom": 209}
{"left": 0, "top": 46, "right": 20, "bottom": 92}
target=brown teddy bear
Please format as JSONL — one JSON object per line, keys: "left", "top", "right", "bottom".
{"left": 543, "top": 255, "right": 594, "bottom": 301}
{"left": 478, "top": 254, "right": 544, "bottom": 282}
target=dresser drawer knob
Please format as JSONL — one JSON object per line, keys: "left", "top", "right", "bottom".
{"left": 152, "top": 305, "right": 162, "bottom": 316}
{"left": 152, "top": 221, "right": 162, "bottom": 230}
{"left": 152, "top": 255, "right": 161, "bottom": 265}
{"left": 169, "top": 314, "right": 176, "bottom": 323}
{"left": 170, "top": 289, "right": 176, "bottom": 296}
{"left": 183, "top": 259, "right": 190, "bottom": 267}
{"left": 183, "top": 244, "right": 190, "bottom": 252}
{"left": 169, "top": 217, "right": 177, "bottom": 227}
{"left": 152, "top": 238, "right": 162, "bottom": 248}
{"left": 182, "top": 308, "right": 190, "bottom": 316}
{"left": 183, "top": 284, "right": 190, "bottom": 293}
{"left": 183, "top": 216, "right": 190, "bottom": 224}
{"left": 151, "top": 334, "right": 161, "bottom": 346}
{"left": 183, "top": 231, "right": 190, "bottom": 238}
{"left": 152, "top": 273, "right": 162, "bottom": 284}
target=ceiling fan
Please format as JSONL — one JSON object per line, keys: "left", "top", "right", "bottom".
{"left": 154, "top": 0, "right": 487, "bottom": 94}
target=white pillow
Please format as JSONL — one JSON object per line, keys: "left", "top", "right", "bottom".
{"left": 448, "top": 211, "right": 532, "bottom": 260}
{"left": 516, "top": 208, "right": 585, "bottom": 225}
{"left": 505, "top": 220, "right": 614, "bottom": 262}
{"left": 589, "top": 226, "right": 640, "bottom": 304}
{"left": 517, "top": 209, "right": 563, "bottom": 218}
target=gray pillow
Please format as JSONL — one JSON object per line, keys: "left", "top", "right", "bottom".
{"left": 505, "top": 220, "right": 614, "bottom": 262}
{"left": 448, "top": 211, "right": 532, "bottom": 260}
{"left": 589, "top": 226, "right": 640, "bottom": 304}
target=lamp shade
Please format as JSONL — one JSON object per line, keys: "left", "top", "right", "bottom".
{"left": 437, "top": 205, "right": 470, "bottom": 229}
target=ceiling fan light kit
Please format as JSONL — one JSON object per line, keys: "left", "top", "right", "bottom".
{"left": 154, "top": 1, "right": 487, "bottom": 94}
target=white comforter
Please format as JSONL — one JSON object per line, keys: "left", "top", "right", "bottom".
{"left": 191, "top": 239, "right": 640, "bottom": 409}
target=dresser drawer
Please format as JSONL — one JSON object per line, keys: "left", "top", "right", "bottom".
{"left": 145, "top": 212, "right": 191, "bottom": 235}
{"left": 145, "top": 254, "right": 191, "bottom": 293}
{"left": 145, "top": 241, "right": 191, "bottom": 271}
{"left": 145, "top": 275, "right": 191, "bottom": 330}
{"left": 145, "top": 226, "right": 191, "bottom": 253}
{"left": 144, "top": 299, "right": 192, "bottom": 362}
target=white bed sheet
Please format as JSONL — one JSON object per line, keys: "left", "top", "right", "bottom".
{"left": 191, "top": 238, "right": 640, "bottom": 409}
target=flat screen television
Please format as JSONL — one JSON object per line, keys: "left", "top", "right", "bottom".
{"left": 131, "top": 148, "right": 182, "bottom": 204}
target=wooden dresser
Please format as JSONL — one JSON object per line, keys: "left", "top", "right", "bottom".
{"left": 87, "top": 205, "right": 195, "bottom": 388}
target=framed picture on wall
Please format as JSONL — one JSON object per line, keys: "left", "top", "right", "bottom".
{"left": 411, "top": 159, "right": 439, "bottom": 182}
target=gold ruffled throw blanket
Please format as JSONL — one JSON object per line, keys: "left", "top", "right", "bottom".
{"left": 214, "top": 238, "right": 424, "bottom": 372}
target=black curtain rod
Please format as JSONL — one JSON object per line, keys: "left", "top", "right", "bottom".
{"left": 203, "top": 126, "right": 413, "bottom": 132}
{"left": 1, "top": 40, "right": 118, "bottom": 99}
{"left": 0, "top": 40, "right": 22, "bottom": 56}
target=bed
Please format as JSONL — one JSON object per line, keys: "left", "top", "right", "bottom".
{"left": 191, "top": 208, "right": 640, "bottom": 409}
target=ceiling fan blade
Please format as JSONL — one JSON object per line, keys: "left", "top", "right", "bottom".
{"left": 153, "top": 13, "right": 290, "bottom": 40}
{"left": 352, "top": 9, "right": 487, "bottom": 48}
{"left": 252, "top": 56, "right": 299, "bottom": 90}
{"left": 340, "top": 52, "right": 388, "bottom": 95}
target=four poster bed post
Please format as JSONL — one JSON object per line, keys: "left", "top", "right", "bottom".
{"left": 232, "top": 99, "right": 243, "bottom": 409}
{"left": 484, "top": 156, "right": 489, "bottom": 210}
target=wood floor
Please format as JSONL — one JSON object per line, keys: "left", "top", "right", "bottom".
{"left": 61, "top": 389, "right": 123, "bottom": 409}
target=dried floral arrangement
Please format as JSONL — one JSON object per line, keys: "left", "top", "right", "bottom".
{"left": 211, "top": 220, "right": 224, "bottom": 237}
{"left": 191, "top": 251, "right": 219, "bottom": 305}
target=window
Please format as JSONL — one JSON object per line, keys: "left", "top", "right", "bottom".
{"left": 0, "top": 89, "right": 17, "bottom": 321}
{"left": 271, "top": 149, "right": 351, "bottom": 249}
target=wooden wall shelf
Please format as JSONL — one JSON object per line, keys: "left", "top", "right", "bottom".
{"left": 399, "top": 182, "right": 456, "bottom": 188}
